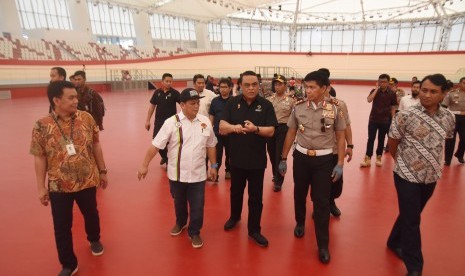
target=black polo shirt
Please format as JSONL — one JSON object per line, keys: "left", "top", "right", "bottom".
{"left": 368, "top": 88, "right": 397, "bottom": 123}
{"left": 149, "top": 88, "right": 180, "bottom": 124}
{"left": 209, "top": 95, "right": 230, "bottom": 135}
{"left": 221, "top": 95, "right": 278, "bottom": 170}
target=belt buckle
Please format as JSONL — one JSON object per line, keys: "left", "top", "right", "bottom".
{"left": 307, "top": 150, "right": 316, "bottom": 156}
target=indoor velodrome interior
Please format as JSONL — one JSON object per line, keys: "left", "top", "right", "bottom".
{"left": 1, "top": 0, "right": 465, "bottom": 276}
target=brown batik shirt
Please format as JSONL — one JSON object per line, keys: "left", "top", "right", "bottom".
{"left": 30, "top": 110, "right": 100, "bottom": 192}
{"left": 389, "top": 104, "right": 455, "bottom": 184}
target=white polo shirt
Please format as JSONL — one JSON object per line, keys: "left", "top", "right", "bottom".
{"left": 198, "top": 89, "right": 217, "bottom": 117}
{"left": 398, "top": 95, "right": 420, "bottom": 111}
{"left": 152, "top": 111, "right": 217, "bottom": 183}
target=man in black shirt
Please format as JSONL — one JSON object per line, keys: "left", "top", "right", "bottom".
{"left": 360, "top": 74, "right": 396, "bottom": 167}
{"left": 220, "top": 70, "right": 278, "bottom": 247}
{"left": 209, "top": 78, "right": 233, "bottom": 181}
{"left": 145, "top": 73, "right": 180, "bottom": 165}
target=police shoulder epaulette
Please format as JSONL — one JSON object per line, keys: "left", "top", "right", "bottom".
{"left": 328, "top": 97, "right": 340, "bottom": 106}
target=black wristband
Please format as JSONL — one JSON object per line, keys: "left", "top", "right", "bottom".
{"left": 347, "top": 144, "right": 354, "bottom": 149}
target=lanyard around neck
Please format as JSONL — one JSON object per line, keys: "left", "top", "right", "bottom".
{"left": 51, "top": 113, "right": 75, "bottom": 143}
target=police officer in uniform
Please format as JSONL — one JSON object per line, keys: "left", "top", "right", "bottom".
{"left": 266, "top": 74, "right": 294, "bottom": 192}
{"left": 279, "top": 71, "right": 346, "bottom": 264}
{"left": 443, "top": 76, "right": 465, "bottom": 165}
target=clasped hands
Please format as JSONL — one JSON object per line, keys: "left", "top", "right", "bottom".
{"left": 233, "top": 120, "right": 256, "bottom": 134}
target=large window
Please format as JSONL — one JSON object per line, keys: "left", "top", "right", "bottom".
{"left": 150, "top": 14, "right": 195, "bottom": 41}
{"left": 16, "top": 0, "right": 72, "bottom": 30}
{"left": 221, "top": 21, "right": 290, "bottom": 51}
{"left": 294, "top": 18, "right": 465, "bottom": 53}
{"left": 88, "top": 2, "right": 135, "bottom": 39}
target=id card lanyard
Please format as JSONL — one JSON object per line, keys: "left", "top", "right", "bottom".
{"left": 52, "top": 113, "right": 76, "bottom": 156}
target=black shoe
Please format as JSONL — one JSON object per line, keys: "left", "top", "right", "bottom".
{"left": 318, "top": 248, "right": 331, "bottom": 264}
{"left": 160, "top": 158, "right": 167, "bottom": 165}
{"left": 407, "top": 271, "right": 422, "bottom": 276}
{"left": 224, "top": 218, "right": 239, "bottom": 231}
{"left": 330, "top": 202, "right": 341, "bottom": 217}
{"left": 454, "top": 153, "right": 465, "bottom": 164}
{"left": 273, "top": 183, "right": 282, "bottom": 192}
{"left": 294, "top": 224, "right": 305, "bottom": 238}
{"left": 248, "top": 232, "right": 269, "bottom": 247}
{"left": 388, "top": 245, "right": 403, "bottom": 259}
{"left": 58, "top": 266, "right": 78, "bottom": 276}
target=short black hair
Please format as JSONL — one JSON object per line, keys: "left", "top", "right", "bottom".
{"left": 162, "top": 73, "right": 173, "bottom": 80}
{"left": 318, "top": 68, "right": 330, "bottom": 78}
{"left": 412, "top": 80, "right": 421, "bottom": 87}
{"left": 379, "top": 74, "right": 390, "bottom": 80}
{"left": 47, "top": 81, "right": 75, "bottom": 109}
{"left": 460, "top": 77, "right": 465, "bottom": 83}
{"left": 304, "top": 71, "right": 329, "bottom": 87}
{"left": 421, "top": 74, "right": 448, "bottom": 92}
{"left": 193, "top": 74, "right": 205, "bottom": 83}
{"left": 74, "top": 70, "right": 86, "bottom": 79}
{"left": 446, "top": 80, "right": 454, "bottom": 90}
{"left": 51, "top": 67, "right": 67, "bottom": 79}
{"left": 241, "top": 70, "right": 258, "bottom": 78}
{"left": 218, "top": 78, "right": 233, "bottom": 87}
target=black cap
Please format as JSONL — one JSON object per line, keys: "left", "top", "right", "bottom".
{"left": 180, "top": 88, "right": 204, "bottom": 102}
{"left": 272, "top": 74, "right": 287, "bottom": 83}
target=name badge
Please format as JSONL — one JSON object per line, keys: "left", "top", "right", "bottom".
{"left": 66, "top": 143, "right": 76, "bottom": 156}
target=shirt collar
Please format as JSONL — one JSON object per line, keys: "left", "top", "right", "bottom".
{"left": 178, "top": 110, "right": 200, "bottom": 122}
{"left": 418, "top": 104, "right": 444, "bottom": 117}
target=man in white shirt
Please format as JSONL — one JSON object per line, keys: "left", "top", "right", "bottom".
{"left": 398, "top": 81, "right": 421, "bottom": 111}
{"left": 193, "top": 74, "right": 217, "bottom": 117}
{"left": 138, "top": 88, "right": 218, "bottom": 249}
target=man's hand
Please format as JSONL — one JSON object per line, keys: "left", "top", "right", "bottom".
{"left": 138, "top": 166, "right": 148, "bottom": 180}
{"left": 331, "top": 165, "right": 343, "bottom": 182}
{"left": 278, "top": 160, "right": 287, "bottom": 176}
{"left": 100, "top": 174, "right": 108, "bottom": 189}
{"left": 209, "top": 168, "right": 218, "bottom": 182}
{"left": 345, "top": 148, "right": 353, "bottom": 162}
{"left": 243, "top": 120, "right": 257, "bottom": 133}
{"left": 233, "top": 124, "right": 245, "bottom": 134}
{"left": 145, "top": 121, "right": 151, "bottom": 131}
{"left": 38, "top": 186, "right": 49, "bottom": 206}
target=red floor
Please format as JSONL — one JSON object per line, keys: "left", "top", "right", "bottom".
{"left": 1, "top": 85, "right": 464, "bottom": 276}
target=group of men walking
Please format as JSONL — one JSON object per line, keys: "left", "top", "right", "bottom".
{"left": 31, "top": 67, "right": 463, "bottom": 276}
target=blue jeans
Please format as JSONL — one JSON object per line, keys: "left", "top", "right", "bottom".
{"left": 169, "top": 180, "right": 205, "bottom": 236}
{"left": 365, "top": 121, "right": 391, "bottom": 157}
{"left": 387, "top": 173, "right": 436, "bottom": 273}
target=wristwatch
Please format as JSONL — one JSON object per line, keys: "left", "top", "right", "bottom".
{"left": 210, "top": 163, "right": 219, "bottom": 169}
{"left": 99, "top": 168, "right": 108, "bottom": 174}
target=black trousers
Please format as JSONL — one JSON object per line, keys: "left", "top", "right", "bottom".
{"left": 365, "top": 120, "right": 391, "bottom": 157}
{"left": 169, "top": 180, "right": 205, "bottom": 236}
{"left": 49, "top": 187, "right": 101, "bottom": 269}
{"left": 215, "top": 134, "right": 230, "bottom": 173}
{"left": 445, "top": 114, "right": 465, "bottom": 163}
{"left": 330, "top": 154, "right": 343, "bottom": 202}
{"left": 387, "top": 173, "right": 436, "bottom": 273}
{"left": 293, "top": 150, "right": 333, "bottom": 249}
{"left": 266, "top": 123, "right": 288, "bottom": 185}
{"left": 229, "top": 166, "right": 265, "bottom": 234}
{"left": 153, "top": 121, "right": 168, "bottom": 161}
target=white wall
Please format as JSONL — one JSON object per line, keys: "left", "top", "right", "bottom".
{"left": 0, "top": 0, "right": 22, "bottom": 37}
